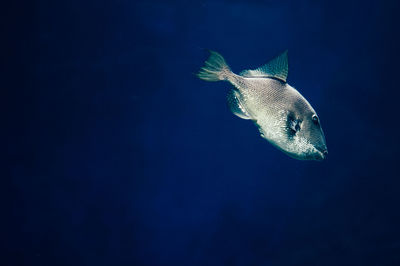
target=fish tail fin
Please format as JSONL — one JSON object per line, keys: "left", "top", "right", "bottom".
{"left": 197, "top": 50, "right": 232, "bottom": 82}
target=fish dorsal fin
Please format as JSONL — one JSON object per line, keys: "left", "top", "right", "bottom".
{"left": 239, "top": 50, "right": 288, "bottom": 82}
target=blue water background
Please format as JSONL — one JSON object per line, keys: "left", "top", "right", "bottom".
{"left": 4, "top": 0, "right": 400, "bottom": 265}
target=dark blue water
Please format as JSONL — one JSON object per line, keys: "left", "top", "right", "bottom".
{"left": 4, "top": 0, "right": 400, "bottom": 265}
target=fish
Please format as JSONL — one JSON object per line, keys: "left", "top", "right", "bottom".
{"left": 197, "top": 50, "right": 328, "bottom": 161}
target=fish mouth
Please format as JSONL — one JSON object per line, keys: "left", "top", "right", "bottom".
{"left": 315, "top": 148, "right": 328, "bottom": 161}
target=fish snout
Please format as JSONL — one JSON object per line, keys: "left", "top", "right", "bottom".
{"left": 314, "top": 146, "right": 328, "bottom": 161}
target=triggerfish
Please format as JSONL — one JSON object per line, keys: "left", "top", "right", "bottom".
{"left": 197, "top": 50, "right": 328, "bottom": 161}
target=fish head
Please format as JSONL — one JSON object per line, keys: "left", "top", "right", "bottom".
{"left": 261, "top": 89, "right": 327, "bottom": 161}
{"left": 280, "top": 102, "right": 328, "bottom": 161}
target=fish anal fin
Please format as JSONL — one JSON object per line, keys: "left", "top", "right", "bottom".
{"left": 227, "top": 89, "right": 251, "bottom": 120}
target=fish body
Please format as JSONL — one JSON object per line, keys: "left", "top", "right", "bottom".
{"left": 197, "top": 50, "right": 328, "bottom": 161}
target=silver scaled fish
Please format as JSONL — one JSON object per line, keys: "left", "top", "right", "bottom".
{"left": 197, "top": 50, "right": 328, "bottom": 161}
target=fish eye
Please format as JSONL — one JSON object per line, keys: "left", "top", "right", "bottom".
{"left": 312, "top": 114, "right": 319, "bottom": 125}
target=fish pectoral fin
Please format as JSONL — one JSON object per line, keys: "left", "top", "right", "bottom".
{"left": 239, "top": 50, "right": 288, "bottom": 82}
{"left": 227, "top": 89, "right": 252, "bottom": 120}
